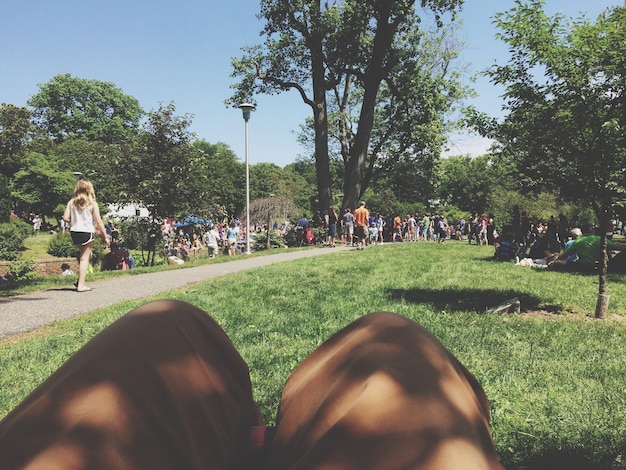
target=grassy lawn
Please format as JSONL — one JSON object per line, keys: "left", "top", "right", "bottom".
{"left": 1, "top": 241, "right": 625, "bottom": 469}
{"left": 2, "top": 235, "right": 268, "bottom": 296}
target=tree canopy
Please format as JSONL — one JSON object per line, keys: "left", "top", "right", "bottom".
{"left": 0, "top": 104, "right": 32, "bottom": 177}
{"left": 28, "top": 74, "right": 143, "bottom": 144}
{"left": 228, "top": 0, "right": 466, "bottom": 211}
{"left": 469, "top": 0, "right": 626, "bottom": 317}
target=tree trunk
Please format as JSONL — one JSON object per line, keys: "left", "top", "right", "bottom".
{"left": 311, "top": 36, "right": 333, "bottom": 212}
{"left": 341, "top": 3, "right": 398, "bottom": 212}
{"left": 595, "top": 212, "right": 610, "bottom": 319}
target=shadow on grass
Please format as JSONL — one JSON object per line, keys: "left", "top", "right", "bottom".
{"left": 510, "top": 444, "right": 626, "bottom": 470}
{"left": 386, "top": 287, "right": 558, "bottom": 314}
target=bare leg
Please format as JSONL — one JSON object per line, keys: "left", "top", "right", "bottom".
{"left": 0, "top": 300, "right": 262, "bottom": 470}
{"left": 76, "top": 242, "right": 92, "bottom": 291}
{"left": 269, "top": 312, "right": 501, "bottom": 470}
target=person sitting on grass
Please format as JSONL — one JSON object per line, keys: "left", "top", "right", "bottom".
{"left": 101, "top": 241, "right": 134, "bottom": 271}
{"left": 493, "top": 225, "right": 521, "bottom": 262}
{"left": 0, "top": 300, "right": 505, "bottom": 470}
{"left": 526, "top": 225, "right": 561, "bottom": 265}
{"left": 549, "top": 226, "right": 621, "bottom": 272}
{"left": 60, "top": 263, "right": 75, "bottom": 276}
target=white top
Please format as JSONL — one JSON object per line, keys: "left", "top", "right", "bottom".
{"left": 70, "top": 204, "right": 94, "bottom": 233}
{"left": 206, "top": 230, "right": 219, "bottom": 247}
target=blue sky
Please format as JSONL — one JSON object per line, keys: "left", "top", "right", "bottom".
{"left": 0, "top": 0, "right": 620, "bottom": 167}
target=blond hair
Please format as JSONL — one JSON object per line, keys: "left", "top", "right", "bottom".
{"left": 71, "top": 179, "right": 97, "bottom": 210}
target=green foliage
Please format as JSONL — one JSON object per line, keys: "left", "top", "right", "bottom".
{"left": 28, "top": 73, "right": 143, "bottom": 144}
{"left": 119, "top": 102, "right": 196, "bottom": 221}
{"left": 439, "top": 205, "right": 467, "bottom": 225}
{"left": 46, "top": 232, "right": 104, "bottom": 267}
{"left": 252, "top": 231, "right": 286, "bottom": 251}
{"left": 437, "top": 154, "right": 504, "bottom": 213}
{"left": 0, "top": 219, "right": 31, "bottom": 260}
{"left": 11, "top": 152, "right": 75, "bottom": 217}
{"left": 0, "top": 103, "right": 32, "bottom": 177}
{"left": 90, "top": 240, "right": 105, "bottom": 267}
{"left": 482, "top": 1, "right": 626, "bottom": 220}
{"left": 0, "top": 175, "right": 10, "bottom": 223}
{"left": 4, "top": 258, "right": 35, "bottom": 281}
{"left": 191, "top": 140, "right": 245, "bottom": 218}
{"left": 126, "top": 218, "right": 164, "bottom": 267}
{"left": 48, "top": 140, "right": 122, "bottom": 204}
{"left": 230, "top": 0, "right": 467, "bottom": 212}
{"left": 47, "top": 232, "right": 79, "bottom": 258}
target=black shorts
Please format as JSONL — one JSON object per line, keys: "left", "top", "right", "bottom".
{"left": 71, "top": 231, "right": 94, "bottom": 246}
{"left": 356, "top": 225, "right": 368, "bottom": 240}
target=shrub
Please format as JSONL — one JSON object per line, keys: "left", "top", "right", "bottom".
{"left": 47, "top": 233, "right": 104, "bottom": 268}
{"left": 0, "top": 219, "right": 31, "bottom": 261}
{"left": 5, "top": 258, "right": 35, "bottom": 281}
{"left": 253, "top": 231, "right": 287, "bottom": 251}
{"left": 48, "top": 233, "right": 79, "bottom": 258}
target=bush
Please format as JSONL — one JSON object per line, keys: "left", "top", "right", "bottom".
{"left": 0, "top": 219, "right": 32, "bottom": 261}
{"left": 253, "top": 231, "right": 287, "bottom": 251}
{"left": 47, "top": 233, "right": 105, "bottom": 268}
{"left": 5, "top": 258, "right": 35, "bottom": 281}
{"left": 48, "top": 232, "right": 79, "bottom": 258}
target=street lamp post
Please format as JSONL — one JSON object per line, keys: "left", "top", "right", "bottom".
{"left": 239, "top": 103, "right": 255, "bottom": 255}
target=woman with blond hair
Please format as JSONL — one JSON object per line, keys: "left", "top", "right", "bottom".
{"left": 63, "top": 179, "right": 109, "bottom": 292}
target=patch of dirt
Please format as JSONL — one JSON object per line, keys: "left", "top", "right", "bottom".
{"left": 0, "top": 258, "right": 78, "bottom": 277}
{"left": 518, "top": 309, "right": 626, "bottom": 323}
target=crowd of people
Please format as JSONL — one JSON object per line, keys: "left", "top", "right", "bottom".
{"left": 9, "top": 188, "right": 625, "bottom": 276}
{"left": 295, "top": 205, "right": 457, "bottom": 247}
{"left": 490, "top": 207, "right": 625, "bottom": 273}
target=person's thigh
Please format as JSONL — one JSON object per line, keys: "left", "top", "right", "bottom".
{"left": 268, "top": 312, "right": 501, "bottom": 470}
{"left": 0, "top": 300, "right": 262, "bottom": 470}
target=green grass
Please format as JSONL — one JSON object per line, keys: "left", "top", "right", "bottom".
{"left": 1, "top": 240, "right": 295, "bottom": 296}
{"left": 22, "top": 233, "right": 57, "bottom": 260}
{"left": 1, "top": 241, "right": 625, "bottom": 469}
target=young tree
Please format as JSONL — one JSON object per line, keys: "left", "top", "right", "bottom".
{"left": 228, "top": 0, "right": 464, "bottom": 211}
{"left": 470, "top": 1, "right": 626, "bottom": 318}
{"left": 28, "top": 74, "right": 143, "bottom": 144}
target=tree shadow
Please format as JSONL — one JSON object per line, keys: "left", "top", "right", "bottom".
{"left": 385, "top": 287, "right": 551, "bottom": 314}
{"left": 506, "top": 442, "right": 626, "bottom": 470}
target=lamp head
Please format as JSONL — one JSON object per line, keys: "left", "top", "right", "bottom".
{"left": 238, "top": 103, "right": 256, "bottom": 122}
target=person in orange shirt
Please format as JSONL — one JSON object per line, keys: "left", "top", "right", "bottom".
{"left": 353, "top": 201, "right": 370, "bottom": 250}
{"left": 393, "top": 213, "right": 403, "bottom": 242}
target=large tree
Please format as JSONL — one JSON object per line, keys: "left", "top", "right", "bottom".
{"left": 11, "top": 153, "right": 75, "bottom": 220}
{"left": 104, "top": 102, "right": 198, "bottom": 224}
{"left": 191, "top": 140, "right": 245, "bottom": 219}
{"left": 470, "top": 1, "right": 626, "bottom": 318}
{"left": 28, "top": 74, "right": 143, "bottom": 144}
{"left": 437, "top": 154, "right": 502, "bottom": 213}
{"left": 0, "top": 104, "right": 32, "bottom": 178}
{"left": 228, "top": 0, "right": 464, "bottom": 211}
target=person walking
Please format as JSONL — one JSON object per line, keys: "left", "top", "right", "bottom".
{"left": 204, "top": 224, "right": 220, "bottom": 258}
{"left": 63, "top": 179, "right": 109, "bottom": 292}
{"left": 342, "top": 208, "right": 355, "bottom": 246}
{"left": 354, "top": 201, "right": 370, "bottom": 250}
{"left": 227, "top": 221, "right": 239, "bottom": 256}
{"left": 328, "top": 205, "right": 339, "bottom": 247}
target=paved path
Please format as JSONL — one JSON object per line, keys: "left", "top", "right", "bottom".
{"left": 0, "top": 247, "right": 350, "bottom": 340}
